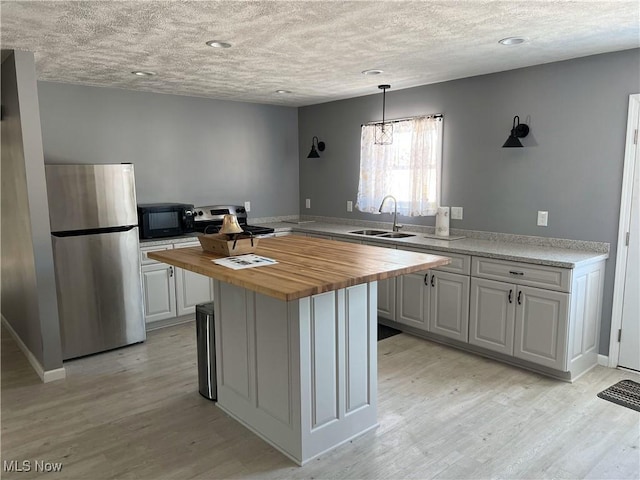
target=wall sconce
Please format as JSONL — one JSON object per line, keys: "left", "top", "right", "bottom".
{"left": 502, "top": 115, "right": 530, "bottom": 148}
{"left": 307, "top": 136, "right": 326, "bottom": 158}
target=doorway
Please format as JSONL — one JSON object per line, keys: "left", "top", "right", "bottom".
{"left": 610, "top": 94, "right": 640, "bottom": 371}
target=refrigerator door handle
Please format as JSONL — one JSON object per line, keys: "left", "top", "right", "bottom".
{"left": 52, "top": 225, "right": 137, "bottom": 238}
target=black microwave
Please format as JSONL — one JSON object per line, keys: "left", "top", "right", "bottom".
{"left": 137, "top": 203, "right": 195, "bottom": 239}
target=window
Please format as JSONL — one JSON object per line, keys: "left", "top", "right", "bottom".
{"left": 356, "top": 115, "right": 443, "bottom": 216}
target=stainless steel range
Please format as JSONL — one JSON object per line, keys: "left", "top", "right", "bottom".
{"left": 193, "top": 205, "right": 275, "bottom": 237}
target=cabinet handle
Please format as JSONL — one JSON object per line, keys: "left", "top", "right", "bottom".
{"left": 508, "top": 289, "right": 513, "bottom": 303}
{"left": 517, "top": 290, "right": 522, "bottom": 305}
{"left": 424, "top": 273, "right": 429, "bottom": 286}
{"left": 169, "top": 266, "right": 174, "bottom": 278}
{"left": 509, "top": 270, "right": 524, "bottom": 276}
{"left": 430, "top": 274, "right": 435, "bottom": 287}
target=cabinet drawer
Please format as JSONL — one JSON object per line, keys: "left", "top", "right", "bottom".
{"left": 140, "top": 245, "right": 173, "bottom": 265}
{"left": 399, "top": 247, "right": 470, "bottom": 275}
{"left": 471, "top": 257, "right": 571, "bottom": 293}
{"left": 173, "top": 241, "right": 201, "bottom": 249}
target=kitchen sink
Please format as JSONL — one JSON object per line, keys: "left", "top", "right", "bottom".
{"left": 349, "top": 229, "right": 389, "bottom": 236}
{"left": 349, "top": 230, "right": 416, "bottom": 239}
{"left": 378, "top": 232, "right": 416, "bottom": 238}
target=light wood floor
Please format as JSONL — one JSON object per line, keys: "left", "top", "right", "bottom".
{"left": 2, "top": 322, "right": 639, "bottom": 479}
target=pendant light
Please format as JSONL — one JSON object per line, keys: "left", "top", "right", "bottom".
{"left": 375, "top": 84, "right": 393, "bottom": 145}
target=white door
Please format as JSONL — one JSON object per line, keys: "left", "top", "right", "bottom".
{"left": 396, "top": 271, "right": 430, "bottom": 330}
{"left": 377, "top": 278, "right": 396, "bottom": 321}
{"left": 469, "top": 278, "right": 516, "bottom": 355}
{"left": 176, "top": 267, "right": 214, "bottom": 316}
{"left": 429, "top": 271, "right": 470, "bottom": 342}
{"left": 141, "top": 263, "right": 176, "bottom": 323}
{"left": 174, "top": 241, "right": 214, "bottom": 316}
{"left": 619, "top": 130, "right": 640, "bottom": 371}
{"left": 514, "top": 286, "right": 569, "bottom": 371}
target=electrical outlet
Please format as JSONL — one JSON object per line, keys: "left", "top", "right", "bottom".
{"left": 305, "top": 198, "right": 311, "bottom": 209}
{"left": 244, "top": 201, "right": 251, "bottom": 212}
{"left": 537, "top": 210, "right": 549, "bottom": 226}
{"left": 451, "top": 207, "right": 463, "bottom": 220}
{"left": 347, "top": 201, "right": 353, "bottom": 212}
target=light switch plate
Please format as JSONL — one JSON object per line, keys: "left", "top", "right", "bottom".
{"left": 305, "top": 198, "right": 311, "bottom": 209}
{"left": 451, "top": 207, "right": 463, "bottom": 220}
{"left": 347, "top": 201, "right": 353, "bottom": 212}
{"left": 537, "top": 210, "right": 548, "bottom": 226}
{"left": 244, "top": 201, "right": 251, "bottom": 212}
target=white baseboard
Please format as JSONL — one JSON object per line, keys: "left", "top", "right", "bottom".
{"left": 1, "top": 315, "right": 66, "bottom": 383}
{"left": 598, "top": 354, "right": 610, "bottom": 367}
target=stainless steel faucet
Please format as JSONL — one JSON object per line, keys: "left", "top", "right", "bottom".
{"left": 378, "top": 195, "right": 403, "bottom": 232}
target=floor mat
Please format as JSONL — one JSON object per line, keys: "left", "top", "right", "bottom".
{"left": 597, "top": 379, "right": 640, "bottom": 412}
{"left": 377, "top": 324, "right": 401, "bottom": 341}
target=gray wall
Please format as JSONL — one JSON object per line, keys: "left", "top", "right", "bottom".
{"left": 299, "top": 48, "right": 640, "bottom": 355}
{"left": 37, "top": 83, "right": 300, "bottom": 216}
{"left": 1, "top": 51, "right": 63, "bottom": 372}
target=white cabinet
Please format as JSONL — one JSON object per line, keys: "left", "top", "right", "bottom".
{"left": 140, "top": 241, "right": 213, "bottom": 327}
{"left": 290, "top": 228, "right": 605, "bottom": 380}
{"left": 514, "top": 285, "right": 569, "bottom": 370}
{"left": 141, "top": 262, "right": 176, "bottom": 323}
{"left": 364, "top": 240, "right": 397, "bottom": 321}
{"left": 174, "top": 242, "right": 214, "bottom": 316}
{"left": 396, "top": 269, "right": 470, "bottom": 342}
{"left": 396, "top": 271, "right": 429, "bottom": 329}
{"left": 470, "top": 278, "right": 570, "bottom": 370}
{"left": 429, "top": 270, "right": 470, "bottom": 342}
{"left": 395, "top": 247, "right": 470, "bottom": 341}
{"left": 470, "top": 258, "right": 582, "bottom": 373}
{"left": 469, "top": 277, "right": 516, "bottom": 355}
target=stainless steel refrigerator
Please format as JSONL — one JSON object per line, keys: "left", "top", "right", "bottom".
{"left": 46, "top": 164, "right": 145, "bottom": 360}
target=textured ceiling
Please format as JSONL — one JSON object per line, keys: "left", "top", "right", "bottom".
{"left": 1, "top": 1, "right": 638, "bottom": 106}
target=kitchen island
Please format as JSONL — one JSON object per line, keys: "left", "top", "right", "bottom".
{"left": 148, "top": 236, "right": 449, "bottom": 465}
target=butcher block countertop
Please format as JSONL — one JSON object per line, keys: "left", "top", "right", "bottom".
{"left": 147, "top": 235, "right": 450, "bottom": 301}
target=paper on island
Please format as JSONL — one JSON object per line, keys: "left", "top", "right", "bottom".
{"left": 213, "top": 254, "right": 278, "bottom": 270}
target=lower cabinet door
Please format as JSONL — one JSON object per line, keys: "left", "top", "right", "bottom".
{"left": 429, "top": 271, "right": 470, "bottom": 342}
{"left": 396, "top": 271, "right": 430, "bottom": 330}
{"left": 469, "top": 278, "right": 516, "bottom": 355}
{"left": 377, "top": 277, "right": 396, "bottom": 321}
{"left": 175, "top": 267, "right": 214, "bottom": 316}
{"left": 514, "top": 286, "right": 570, "bottom": 370}
{"left": 141, "top": 263, "right": 177, "bottom": 323}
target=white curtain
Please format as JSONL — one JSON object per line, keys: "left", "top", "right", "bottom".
{"left": 356, "top": 116, "right": 443, "bottom": 216}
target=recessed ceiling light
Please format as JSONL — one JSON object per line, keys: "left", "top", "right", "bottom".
{"left": 499, "top": 37, "right": 526, "bottom": 45}
{"left": 206, "top": 40, "right": 232, "bottom": 48}
{"left": 362, "top": 69, "right": 384, "bottom": 75}
{"left": 131, "top": 71, "right": 156, "bottom": 76}
{"left": 275, "top": 90, "right": 292, "bottom": 94}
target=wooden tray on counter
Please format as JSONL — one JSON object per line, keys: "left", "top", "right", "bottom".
{"left": 198, "top": 233, "right": 259, "bottom": 256}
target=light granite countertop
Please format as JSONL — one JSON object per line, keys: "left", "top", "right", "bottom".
{"left": 139, "top": 232, "right": 203, "bottom": 248}
{"left": 255, "top": 221, "right": 609, "bottom": 269}
{"left": 138, "top": 220, "right": 609, "bottom": 269}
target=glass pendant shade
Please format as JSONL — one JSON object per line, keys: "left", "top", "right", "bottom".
{"left": 375, "top": 122, "right": 393, "bottom": 145}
